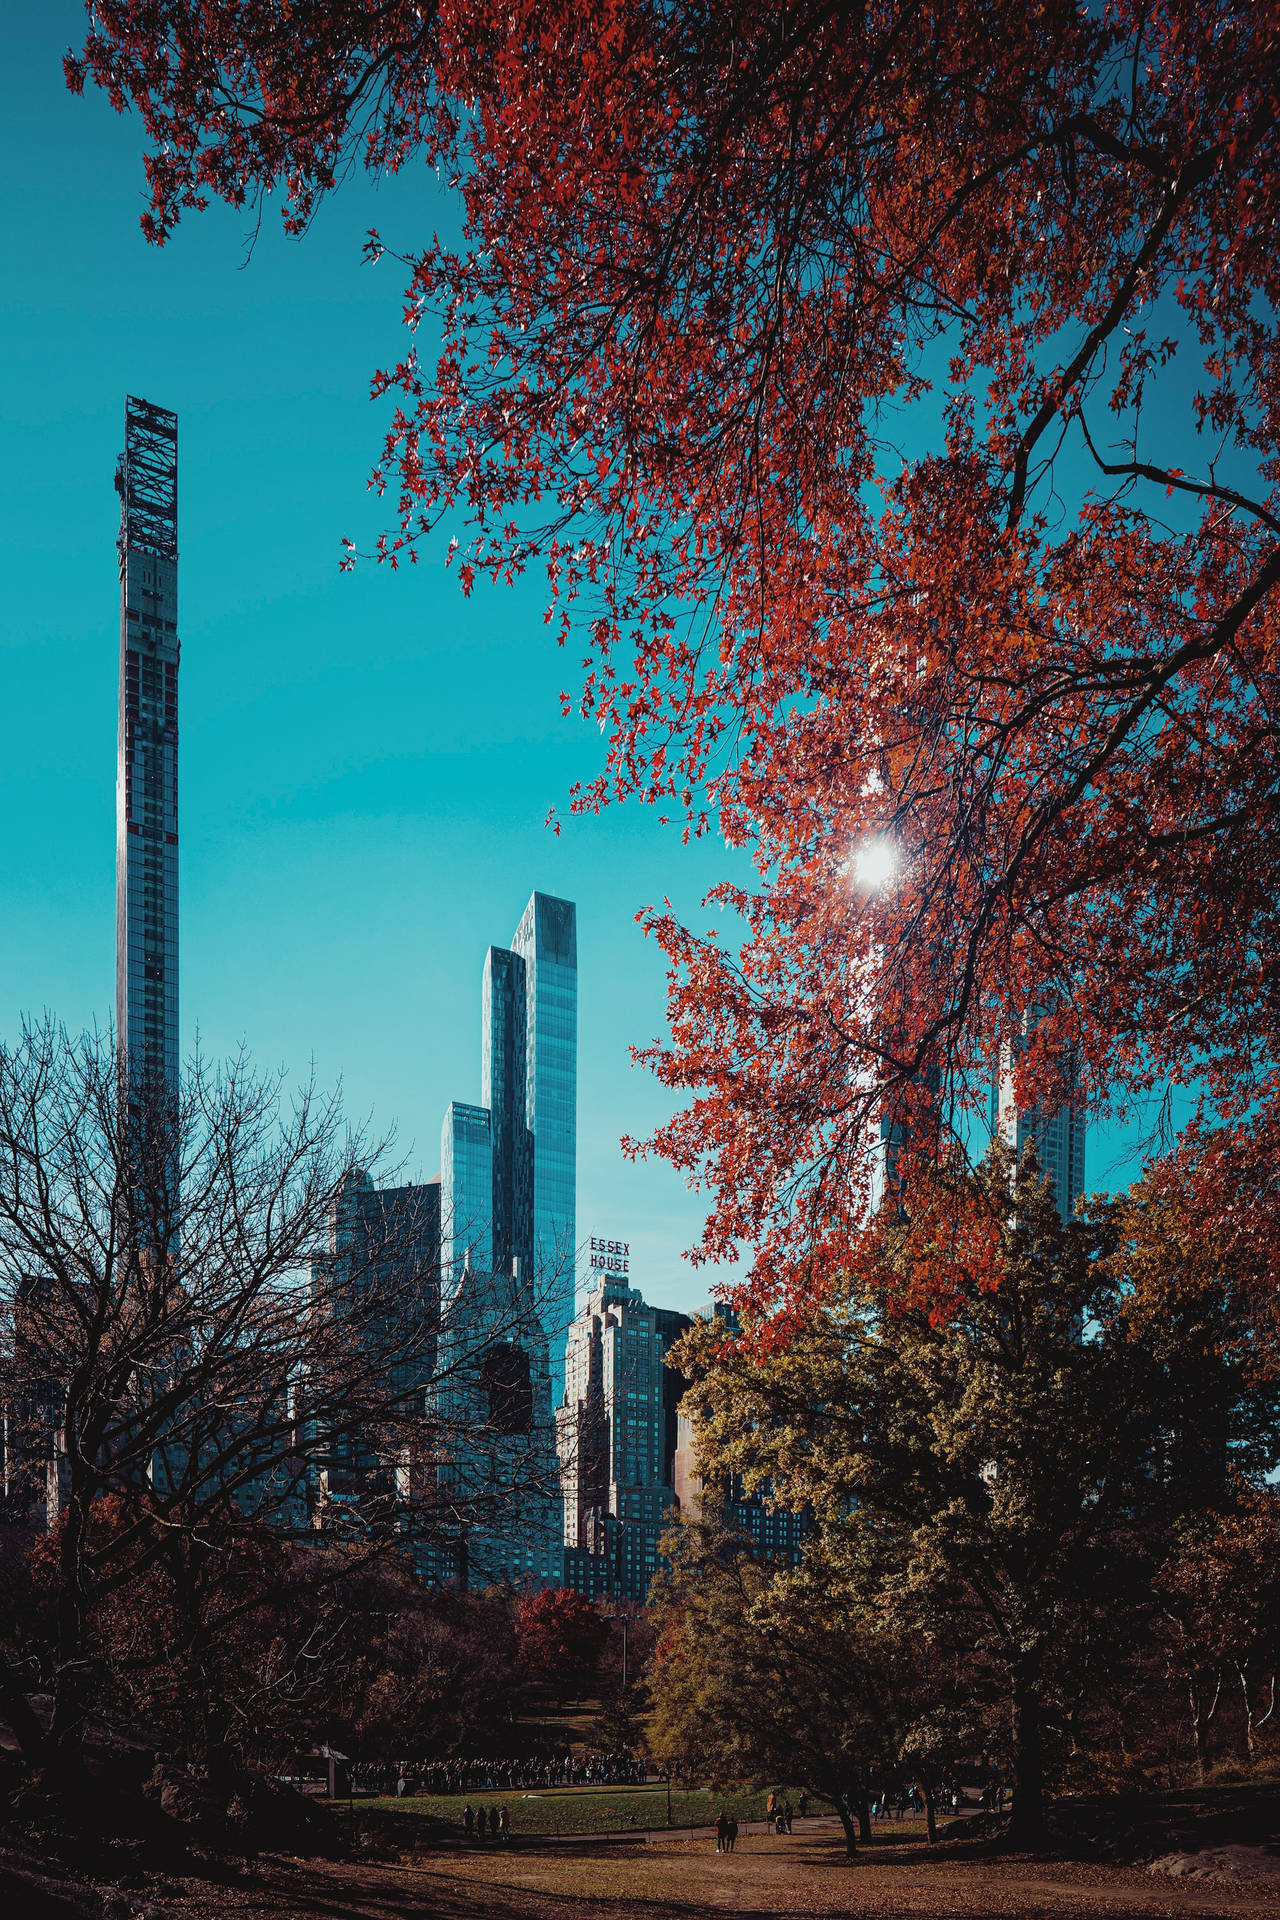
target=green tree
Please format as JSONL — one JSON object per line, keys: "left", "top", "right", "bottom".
{"left": 673, "top": 1145, "right": 1280, "bottom": 1846}
{"left": 586, "top": 1686, "right": 647, "bottom": 1759}
{"left": 648, "top": 1504, "right": 925, "bottom": 1855}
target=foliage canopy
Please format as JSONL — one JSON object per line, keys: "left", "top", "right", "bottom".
{"left": 68, "top": 1, "right": 1280, "bottom": 1309}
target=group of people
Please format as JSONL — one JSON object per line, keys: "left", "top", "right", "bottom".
{"left": 715, "top": 1791, "right": 801, "bottom": 1848}
{"left": 868, "top": 1778, "right": 1004, "bottom": 1819}
{"left": 410, "top": 1751, "right": 643, "bottom": 1796}
{"left": 462, "top": 1803, "right": 511, "bottom": 1841}
{"left": 870, "top": 1785, "right": 923, "bottom": 1819}
{"left": 766, "top": 1790, "right": 796, "bottom": 1833}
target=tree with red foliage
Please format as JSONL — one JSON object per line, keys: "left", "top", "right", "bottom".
{"left": 68, "top": 2, "right": 1280, "bottom": 1315}
{"left": 516, "top": 1587, "right": 607, "bottom": 1704}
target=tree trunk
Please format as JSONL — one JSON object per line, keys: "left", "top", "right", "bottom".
{"left": 47, "top": 1481, "right": 93, "bottom": 1795}
{"left": 1238, "top": 1665, "right": 1256, "bottom": 1760}
{"left": 921, "top": 1778, "right": 938, "bottom": 1846}
{"left": 1236, "top": 1663, "right": 1275, "bottom": 1761}
{"left": 1008, "top": 1669, "right": 1048, "bottom": 1851}
{"left": 833, "top": 1794, "right": 858, "bottom": 1858}
{"left": 201, "top": 1682, "right": 240, "bottom": 1803}
{"left": 1188, "top": 1668, "right": 1222, "bottom": 1784}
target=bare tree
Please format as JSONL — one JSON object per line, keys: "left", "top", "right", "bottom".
{"left": 0, "top": 1020, "right": 563, "bottom": 1797}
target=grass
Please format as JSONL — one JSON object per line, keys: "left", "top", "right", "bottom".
{"left": 346, "top": 1782, "right": 814, "bottom": 1838}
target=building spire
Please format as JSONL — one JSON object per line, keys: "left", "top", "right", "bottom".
{"left": 115, "top": 396, "right": 179, "bottom": 1093}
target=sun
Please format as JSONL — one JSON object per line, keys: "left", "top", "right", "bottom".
{"left": 848, "top": 837, "right": 899, "bottom": 891}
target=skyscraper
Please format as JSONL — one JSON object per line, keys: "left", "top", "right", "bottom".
{"left": 440, "top": 1102, "right": 493, "bottom": 1286}
{"left": 115, "top": 396, "right": 179, "bottom": 1089}
{"left": 432, "top": 890, "right": 577, "bottom": 1585}
{"left": 443, "top": 893, "right": 578, "bottom": 1380}
{"left": 995, "top": 1006, "right": 1086, "bottom": 1222}
{"left": 510, "top": 893, "right": 577, "bottom": 1392}
{"left": 308, "top": 1172, "right": 442, "bottom": 1529}
{"left": 558, "top": 1263, "right": 691, "bottom": 1602}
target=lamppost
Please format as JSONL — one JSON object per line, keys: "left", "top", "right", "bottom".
{"left": 602, "top": 1601, "right": 629, "bottom": 1691}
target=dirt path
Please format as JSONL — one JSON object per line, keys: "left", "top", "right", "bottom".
{"left": 143, "top": 1831, "right": 1280, "bottom": 1920}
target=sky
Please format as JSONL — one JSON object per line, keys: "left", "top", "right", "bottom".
{"left": 1, "top": 7, "right": 1186, "bottom": 1320}
{"left": 1, "top": 2, "right": 744, "bottom": 1314}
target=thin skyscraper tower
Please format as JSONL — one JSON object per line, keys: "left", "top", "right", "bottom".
{"left": 115, "top": 397, "right": 179, "bottom": 1092}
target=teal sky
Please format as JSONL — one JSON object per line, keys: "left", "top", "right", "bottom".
{"left": 1, "top": 2, "right": 744, "bottom": 1313}
{"left": 3, "top": 7, "right": 1185, "bottom": 1314}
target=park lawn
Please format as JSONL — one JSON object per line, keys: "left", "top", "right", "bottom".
{"left": 350, "top": 1782, "right": 804, "bottom": 1837}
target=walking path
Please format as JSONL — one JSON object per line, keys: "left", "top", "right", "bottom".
{"left": 436, "top": 1810, "right": 952, "bottom": 1851}
{"left": 401, "top": 1830, "right": 1280, "bottom": 1918}
{"left": 177, "top": 1828, "right": 1280, "bottom": 1920}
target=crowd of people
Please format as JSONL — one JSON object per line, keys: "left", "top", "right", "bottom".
{"left": 868, "top": 1780, "right": 1000, "bottom": 1820}
{"left": 350, "top": 1750, "right": 647, "bottom": 1800}
{"left": 345, "top": 1752, "right": 1004, "bottom": 1838}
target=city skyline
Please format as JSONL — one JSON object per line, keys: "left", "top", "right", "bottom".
{"left": 0, "top": 0, "right": 744, "bottom": 1318}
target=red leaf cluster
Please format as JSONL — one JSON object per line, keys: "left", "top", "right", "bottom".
{"left": 69, "top": 1, "right": 1280, "bottom": 1314}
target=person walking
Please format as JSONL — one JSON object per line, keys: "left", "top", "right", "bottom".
{"left": 766, "top": 1790, "right": 776, "bottom": 1822}
{"left": 726, "top": 1814, "right": 738, "bottom": 1851}
{"left": 463, "top": 1804, "right": 474, "bottom": 1840}
{"left": 499, "top": 1805, "right": 510, "bottom": 1841}
{"left": 783, "top": 1800, "right": 793, "bottom": 1833}
{"left": 715, "top": 1810, "right": 729, "bottom": 1853}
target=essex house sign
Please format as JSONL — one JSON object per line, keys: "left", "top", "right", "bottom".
{"left": 589, "top": 1235, "right": 631, "bottom": 1279}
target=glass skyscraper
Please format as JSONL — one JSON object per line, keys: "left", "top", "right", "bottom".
{"left": 481, "top": 945, "right": 532, "bottom": 1285}
{"left": 432, "top": 891, "right": 577, "bottom": 1584}
{"left": 307, "top": 1171, "right": 442, "bottom": 1524}
{"left": 995, "top": 1005, "right": 1086, "bottom": 1223}
{"left": 443, "top": 893, "right": 578, "bottom": 1390}
{"left": 115, "top": 396, "right": 179, "bottom": 1090}
{"left": 510, "top": 892, "right": 577, "bottom": 1396}
{"left": 440, "top": 1101, "right": 493, "bottom": 1289}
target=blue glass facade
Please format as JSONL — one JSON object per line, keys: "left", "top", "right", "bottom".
{"left": 482, "top": 945, "right": 533, "bottom": 1285}
{"left": 330, "top": 1171, "right": 442, "bottom": 1401}
{"left": 428, "top": 1260, "right": 561, "bottom": 1587}
{"left": 995, "top": 1004, "right": 1086, "bottom": 1224}
{"left": 432, "top": 891, "right": 577, "bottom": 1584}
{"left": 443, "top": 894, "right": 577, "bottom": 1392}
{"left": 440, "top": 1101, "right": 492, "bottom": 1293}
{"left": 305, "top": 1170, "right": 441, "bottom": 1516}
{"left": 511, "top": 893, "right": 577, "bottom": 1401}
